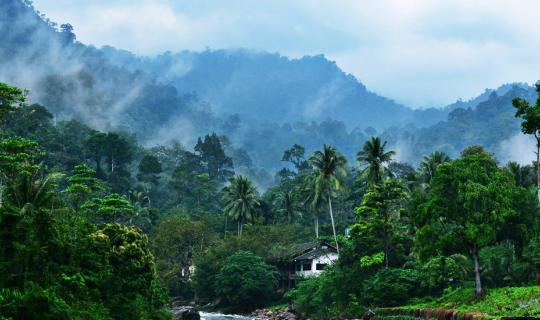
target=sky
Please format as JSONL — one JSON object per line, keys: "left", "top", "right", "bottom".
{"left": 32, "top": 0, "right": 540, "bottom": 108}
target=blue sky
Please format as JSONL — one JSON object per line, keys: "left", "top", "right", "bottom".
{"left": 32, "top": 0, "right": 540, "bottom": 108}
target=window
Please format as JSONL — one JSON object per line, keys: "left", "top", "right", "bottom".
{"left": 302, "top": 263, "right": 312, "bottom": 271}
{"left": 296, "top": 264, "right": 301, "bottom": 271}
{"left": 316, "top": 263, "right": 326, "bottom": 270}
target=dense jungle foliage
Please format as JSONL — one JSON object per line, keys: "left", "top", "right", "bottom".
{"left": 2, "top": 81, "right": 540, "bottom": 319}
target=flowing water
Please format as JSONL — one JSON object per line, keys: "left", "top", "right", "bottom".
{"left": 200, "top": 312, "right": 260, "bottom": 320}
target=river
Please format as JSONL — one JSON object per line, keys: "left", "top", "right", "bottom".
{"left": 200, "top": 312, "right": 260, "bottom": 320}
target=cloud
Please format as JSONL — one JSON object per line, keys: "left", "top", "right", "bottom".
{"left": 31, "top": 0, "right": 540, "bottom": 107}
{"left": 498, "top": 133, "right": 536, "bottom": 165}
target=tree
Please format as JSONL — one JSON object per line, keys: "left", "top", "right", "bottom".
{"left": 82, "top": 193, "right": 135, "bottom": 223}
{"left": 0, "top": 82, "right": 27, "bottom": 122}
{"left": 62, "top": 164, "right": 104, "bottom": 210}
{"left": 282, "top": 144, "right": 309, "bottom": 172}
{"left": 215, "top": 251, "right": 279, "bottom": 312}
{"left": 418, "top": 151, "right": 451, "bottom": 185}
{"left": 413, "top": 146, "right": 523, "bottom": 298}
{"left": 301, "top": 173, "right": 325, "bottom": 239}
{"left": 170, "top": 152, "right": 220, "bottom": 212}
{"left": 137, "top": 155, "right": 162, "bottom": 185}
{"left": 513, "top": 82, "right": 540, "bottom": 204}
{"left": 354, "top": 180, "right": 407, "bottom": 268}
{"left": 309, "top": 144, "right": 347, "bottom": 254}
{"left": 151, "top": 215, "right": 216, "bottom": 297}
{"left": 102, "top": 132, "right": 134, "bottom": 174}
{"left": 84, "top": 132, "right": 107, "bottom": 177}
{"left": 274, "top": 190, "right": 301, "bottom": 224}
{"left": 195, "top": 133, "right": 234, "bottom": 182}
{"left": 0, "top": 136, "right": 44, "bottom": 208}
{"left": 357, "top": 137, "right": 395, "bottom": 186}
{"left": 222, "top": 176, "right": 260, "bottom": 235}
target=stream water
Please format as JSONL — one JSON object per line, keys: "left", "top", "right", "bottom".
{"left": 200, "top": 312, "right": 260, "bottom": 320}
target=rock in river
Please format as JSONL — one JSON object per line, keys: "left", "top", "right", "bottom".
{"left": 172, "top": 306, "right": 201, "bottom": 320}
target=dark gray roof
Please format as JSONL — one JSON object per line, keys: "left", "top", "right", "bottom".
{"left": 292, "top": 242, "right": 338, "bottom": 261}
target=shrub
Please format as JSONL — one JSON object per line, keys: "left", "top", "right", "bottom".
{"left": 215, "top": 251, "right": 279, "bottom": 312}
{"left": 363, "top": 268, "right": 420, "bottom": 306}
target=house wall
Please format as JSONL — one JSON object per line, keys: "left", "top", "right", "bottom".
{"left": 296, "top": 252, "right": 339, "bottom": 277}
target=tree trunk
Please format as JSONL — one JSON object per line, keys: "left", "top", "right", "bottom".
{"left": 314, "top": 213, "right": 319, "bottom": 239}
{"left": 0, "top": 177, "right": 3, "bottom": 208}
{"left": 536, "top": 138, "right": 540, "bottom": 205}
{"left": 472, "top": 248, "right": 483, "bottom": 298}
{"left": 328, "top": 195, "right": 340, "bottom": 255}
{"left": 384, "top": 239, "right": 390, "bottom": 268}
{"left": 224, "top": 214, "right": 228, "bottom": 238}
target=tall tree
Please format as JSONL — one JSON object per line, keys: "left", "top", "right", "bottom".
{"left": 513, "top": 82, "right": 540, "bottom": 204}
{"left": 413, "top": 146, "right": 524, "bottom": 298}
{"left": 418, "top": 151, "right": 451, "bottom": 185}
{"left": 275, "top": 190, "right": 301, "bottom": 224}
{"left": 355, "top": 180, "right": 407, "bottom": 268}
{"left": 309, "top": 144, "right": 347, "bottom": 254}
{"left": 0, "top": 82, "right": 27, "bottom": 122}
{"left": 357, "top": 137, "right": 395, "bottom": 186}
{"left": 301, "top": 174, "right": 324, "bottom": 238}
{"left": 195, "top": 133, "right": 234, "bottom": 182}
{"left": 62, "top": 164, "right": 104, "bottom": 210}
{"left": 282, "top": 144, "right": 310, "bottom": 172}
{"left": 222, "top": 175, "right": 260, "bottom": 235}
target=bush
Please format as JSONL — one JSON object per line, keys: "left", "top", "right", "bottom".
{"left": 215, "top": 251, "right": 279, "bottom": 312}
{"left": 0, "top": 284, "right": 74, "bottom": 320}
{"left": 286, "top": 266, "right": 367, "bottom": 319}
{"left": 363, "top": 268, "right": 420, "bottom": 306}
{"left": 420, "top": 255, "right": 468, "bottom": 294}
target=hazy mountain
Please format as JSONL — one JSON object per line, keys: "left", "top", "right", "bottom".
{"left": 101, "top": 46, "right": 451, "bottom": 130}
{"left": 382, "top": 84, "right": 538, "bottom": 164}
{"left": 1, "top": 0, "right": 538, "bottom": 179}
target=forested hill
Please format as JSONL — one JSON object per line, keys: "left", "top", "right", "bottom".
{"left": 382, "top": 84, "right": 538, "bottom": 163}
{"left": 0, "top": 0, "right": 537, "bottom": 178}
{"left": 100, "top": 47, "right": 448, "bottom": 129}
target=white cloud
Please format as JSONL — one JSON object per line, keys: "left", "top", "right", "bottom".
{"left": 31, "top": 0, "right": 540, "bottom": 107}
{"left": 498, "top": 133, "right": 536, "bottom": 165}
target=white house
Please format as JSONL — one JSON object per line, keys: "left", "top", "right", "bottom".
{"left": 291, "top": 241, "right": 339, "bottom": 278}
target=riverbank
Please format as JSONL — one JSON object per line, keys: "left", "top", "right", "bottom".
{"left": 377, "top": 286, "right": 540, "bottom": 319}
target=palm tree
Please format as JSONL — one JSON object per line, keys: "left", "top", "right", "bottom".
{"left": 308, "top": 144, "right": 347, "bottom": 254}
{"left": 223, "top": 175, "right": 260, "bottom": 236}
{"left": 275, "top": 190, "right": 301, "bottom": 224}
{"left": 418, "top": 151, "right": 450, "bottom": 185}
{"left": 357, "top": 137, "right": 395, "bottom": 185}
{"left": 301, "top": 174, "right": 324, "bottom": 239}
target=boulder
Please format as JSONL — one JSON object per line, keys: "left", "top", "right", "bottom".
{"left": 172, "top": 306, "right": 201, "bottom": 320}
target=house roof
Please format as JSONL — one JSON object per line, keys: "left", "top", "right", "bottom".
{"left": 292, "top": 241, "right": 338, "bottom": 261}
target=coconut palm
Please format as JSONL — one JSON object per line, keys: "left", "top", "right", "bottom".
{"left": 301, "top": 174, "right": 324, "bottom": 239}
{"left": 357, "top": 137, "right": 395, "bottom": 185}
{"left": 308, "top": 144, "right": 347, "bottom": 254}
{"left": 223, "top": 175, "right": 260, "bottom": 236}
{"left": 418, "top": 151, "right": 450, "bottom": 185}
{"left": 275, "top": 190, "right": 301, "bottom": 224}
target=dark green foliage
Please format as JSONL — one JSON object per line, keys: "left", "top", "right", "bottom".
{"left": 82, "top": 193, "right": 135, "bottom": 222}
{"left": 215, "top": 251, "right": 279, "bottom": 312}
{"left": 151, "top": 215, "right": 216, "bottom": 298}
{"left": 0, "top": 82, "right": 27, "bottom": 120}
{"left": 195, "top": 133, "right": 234, "bottom": 182}
{"left": 413, "top": 146, "right": 528, "bottom": 296}
{"left": 138, "top": 155, "right": 163, "bottom": 185}
{"left": 363, "top": 268, "right": 420, "bottom": 307}
{"left": 222, "top": 175, "right": 260, "bottom": 235}
{"left": 418, "top": 255, "right": 469, "bottom": 294}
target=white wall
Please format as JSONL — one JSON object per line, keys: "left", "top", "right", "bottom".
{"left": 296, "top": 252, "right": 339, "bottom": 277}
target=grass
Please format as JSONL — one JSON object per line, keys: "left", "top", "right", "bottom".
{"left": 393, "top": 286, "right": 540, "bottom": 318}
